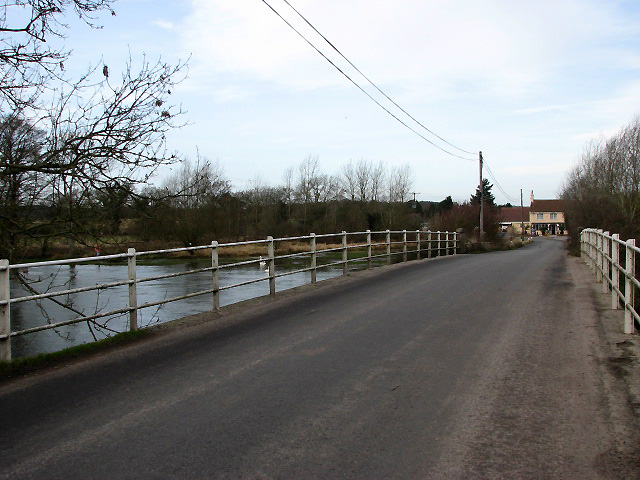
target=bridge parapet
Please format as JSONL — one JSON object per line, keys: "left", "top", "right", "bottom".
{"left": 0, "top": 229, "right": 459, "bottom": 361}
{"left": 581, "top": 228, "right": 638, "bottom": 334}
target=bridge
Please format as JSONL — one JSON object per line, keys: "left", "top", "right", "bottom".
{"left": 1, "top": 237, "right": 639, "bottom": 478}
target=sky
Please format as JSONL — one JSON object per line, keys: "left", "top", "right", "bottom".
{"left": 51, "top": 0, "right": 640, "bottom": 204}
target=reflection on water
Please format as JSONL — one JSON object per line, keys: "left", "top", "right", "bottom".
{"left": 10, "top": 257, "right": 361, "bottom": 358}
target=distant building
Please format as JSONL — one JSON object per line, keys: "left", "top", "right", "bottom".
{"left": 529, "top": 191, "right": 566, "bottom": 235}
{"left": 499, "top": 206, "right": 530, "bottom": 235}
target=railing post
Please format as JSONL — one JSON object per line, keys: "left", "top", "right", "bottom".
{"left": 602, "top": 232, "right": 610, "bottom": 294}
{"left": 612, "top": 234, "right": 620, "bottom": 309}
{"left": 445, "top": 231, "right": 450, "bottom": 256}
{"left": 596, "top": 229, "right": 603, "bottom": 282}
{"left": 211, "top": 241, "right": 220, "bottom": 310}
{"left": 592, "top": 229, "right": 598, "bottom": 272}
{"left": 127, "top": 248, "right": 138, "bottom": 331}
{"left": 453, "top": 231, "right": 458, "bottom": 255}
{"left": 267, "top": 236, "right": 276, "bottom": 295}
{"left": 386, "top": 229, "right": 391, "bottom": 265}
{"left": 310, "top": 233, "right": 317, "bottom": 284}
{"left": 428, "top": 231, "right": 432, "bottom": 258}
{"left": 584, "top": 229, "right": 589, "bottom": 263}
{"left": 592, "top": 230, "right": 598, "bottom": 275}
{"left": 0, "top": 259, "right": 11, "bottom": 361}
{"left": 625, "top": 239, "right": 635, "bottom": 334}
{"left": 591, "top": 230, "right": 596, "bottom": 269}
{"left": 342, "top": 231, "right": 348, "bottom": 275}
{"left": 402, "top": 230, "right": 407, "bottom": 262}
{"left": 437, "top": 231, "right": 441, "bottom": 257}
{"left": 592, "top": 229, "right": 597, "bottom": 270}
{"left": 416, "top": 230, "right": 421, "bottom": 260}
{"left": 367, "top": 230, "right": 372, "bottom": 269}
{"left": 585, "top": 229, "right": 591, "bottom": 268}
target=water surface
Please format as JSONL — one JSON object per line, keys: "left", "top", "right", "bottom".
{"left": 10, "top": 256, "right": 372, "bottom": 358}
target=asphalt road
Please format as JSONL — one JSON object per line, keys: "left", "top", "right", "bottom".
{"left": 2, "top": 237, "right": 640, "bottom": 479}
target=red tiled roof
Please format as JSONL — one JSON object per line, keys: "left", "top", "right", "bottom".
{"left": 499, "top": 207, "right": 529, "bottom": 223}
{"left": 531, "top": 199, "right": 564, "bottom": 213}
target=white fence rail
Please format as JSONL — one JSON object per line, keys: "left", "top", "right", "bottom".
{"left": 0, "top": 229, "right": 459, "bottom": 361}
{"left": 580, "top": 228, "right": 638, "bottom": 334}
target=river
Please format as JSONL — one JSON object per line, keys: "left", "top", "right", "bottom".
{"left": 9, "top": 257, "right": 366, "bottom": 359}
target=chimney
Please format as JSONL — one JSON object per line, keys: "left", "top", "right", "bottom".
{"left": 530, "top": 190, "right": 534, "bottom": 205}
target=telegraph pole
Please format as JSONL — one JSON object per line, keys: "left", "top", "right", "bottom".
{"left": 520, "top": 188, "right": 525, "bottom": 239}
{"left": 410, "top": 192, "right": 420, "bottom": 208}
{"left": 479, "top": 151, "right": 484, "bottom": 242}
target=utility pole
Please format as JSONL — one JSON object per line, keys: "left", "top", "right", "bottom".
{"left": 479, "top": 151, "right": 484, "bottom": 242}
{"left": 520, "top": 188, "right": 524, "bottom": 239}
{"left": 410, "top": 192, "right": 420, "bottom": 209}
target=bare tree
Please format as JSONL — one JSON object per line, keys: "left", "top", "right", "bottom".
{"left": 355, "top": 159, "right": 372, "bottom": 202}
{"left": 370, "top": 160, "right": 385, "bottom": 202}
{"left": 0, "top": 1, "right": 189, "bottom": 259}
{"left": 1, "top": 0, "right": 115, "bottom": 109}
{"left": 282, "top": 166, "right": 294, "bottom": 220}
{"left": 561, "top": 117, "right": 640, "bottom": 242}
{"left": 341, "top": 160, "right": 357, "bottom": 201}
{"left": 312, "top": 173, "right": 342, "bottom": 203}
{"left": 164, "top": 156, "right": 229, "bottom": 209}
{"left": 388, "top": 164, "right": 413, "bottom": 203}
{"left": 162, "top": 156, "right": 230, "bottom": 247}
{"left": 294, "top": 155, "right": 324, "bottom": 231}
{"left": 295, "top": 155, "right": 321, "bottom": 204}
{"left": 0, "top": 114, "right": 49, "bottom": 258}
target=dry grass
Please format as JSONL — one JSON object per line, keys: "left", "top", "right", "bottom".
{"left": 15, "top": 237, "right": 374, "bottom": 261}
{"left": 201, "top": 241, "right": 344, "bottom": 258}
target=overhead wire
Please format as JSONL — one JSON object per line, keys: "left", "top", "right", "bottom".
{"left": 280, "top": 0, "right": 476, "bottom": 157}
{"left": 259, "top": 0, "right": 476, "bottom": 161}
{"left": 262, "top": 0, "right": 520, "bottom": 203}
{"left": 483, "top": 158, "right": 519, "bottom": 203}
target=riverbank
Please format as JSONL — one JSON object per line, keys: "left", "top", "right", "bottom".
{"left": 12, "top": 234, "right": 531, "bottom": 264}
{"left": 11, "top": 238, "right": 356, "bottom": 263}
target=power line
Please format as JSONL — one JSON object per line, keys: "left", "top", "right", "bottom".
{"left": 483, "top": 158, "right": 519, "bottom": 203}
{"left": 280, "top": 0, "right": 476, "bottom": 157}
{"left": 259, "top": 0, "right": 476, "bottom": 162}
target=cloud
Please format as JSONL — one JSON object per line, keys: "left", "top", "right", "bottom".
{"left": 162, "top": 0, "right": 640, "bottom": 202}
{"left": 501, "top": 161, "right": 575, "bottom": 176}
{"left": 153, "top": 19, "right": 176, "bottom": 30}
{"left": 515, "top": 104, "right": 572, "bottom": 115}
{"left": 177, "top": 0, "right": 638, "bottom": 101}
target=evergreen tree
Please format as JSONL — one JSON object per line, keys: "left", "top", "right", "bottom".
{"left": 438, "top": 195, "right": 454, "bottom": 212}
{"left": 470, "top": 178, "right": 496, "bottom": 207}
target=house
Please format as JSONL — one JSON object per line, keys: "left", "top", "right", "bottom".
{"left": 498, "top": 206, "right": 530, "bottom": 235}
{"left": 529, "top": 192, "right": 566, "bottom": 235}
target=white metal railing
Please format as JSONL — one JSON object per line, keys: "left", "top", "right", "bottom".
{"left": 580, "top": 228, "right": 638, "bottom": 334}
{"left": 0, "top": 229, "right": 459, "bottom": 360}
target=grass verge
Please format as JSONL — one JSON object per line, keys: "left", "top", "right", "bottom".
{"left": 0, "top": 329, "right": 150, "bottom": 382}
{"left": 465, "top": 237, "right": 532, "bottom": 253}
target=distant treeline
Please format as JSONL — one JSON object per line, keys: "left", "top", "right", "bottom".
{"left": 2, "top": 153, "right": 476, "bottom": 261}
{"left": 562, "top": 116, "right": 640, "bottom": 247}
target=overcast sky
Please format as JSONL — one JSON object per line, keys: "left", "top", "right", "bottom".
{"left": 58, "top": 0, "right": 640, "bottom": 204}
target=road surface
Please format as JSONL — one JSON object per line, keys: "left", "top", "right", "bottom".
{"left": 1, "top": 237, "right": 639, "bottom": 479}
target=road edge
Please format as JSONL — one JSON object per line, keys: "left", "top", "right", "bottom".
{"left": 569, "top": 254, "right": 640, "bottom": 416}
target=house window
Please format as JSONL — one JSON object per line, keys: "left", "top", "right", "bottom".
{"left": 551, "top": 213, "right": 558, "bottom": 219}
{"left": 536, "top": 213, "right": 544, "bottom": 220}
